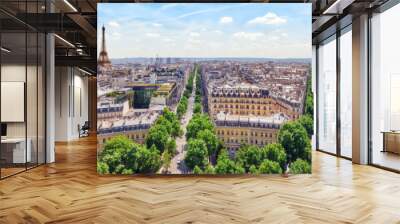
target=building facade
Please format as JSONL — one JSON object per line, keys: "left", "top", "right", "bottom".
{"left": 208, "top": 86, "right": 302, "bottom": 120}
{"left": 214, "top": 112, "right": 286, "bottom": 151}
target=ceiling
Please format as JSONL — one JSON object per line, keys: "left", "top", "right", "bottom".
{"left": 0, "top": 0, "right": 394, "bottom": 72}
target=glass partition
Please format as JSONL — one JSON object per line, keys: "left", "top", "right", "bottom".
{"left": 339, "top": 27, "right": 352, "bottom": 158}
{"left": 0, "top": 1, "right": 46, "bottom": 179}
{"left": 317, "top": 35, "right": 337, "bottom": 154}
{"left": 371, "top": 3, "right": 400, "bottom": 171}
{"left": 1, "top": 31, "right": 28, "bottom": 177}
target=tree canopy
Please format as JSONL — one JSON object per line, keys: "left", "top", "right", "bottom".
{"left": 304, "top": 75, "right": 314, "bottom": 117}
{"left": 258, "top": 160, "right": 282, "bottom": 174}
{"left": 145, "top": 125, "right": 170, "bottom": 153}
{"left": 196, "top": 129, "right": 219, "bottom": 160}
{"left": 97, "top": 136, "right": 161, "bottom": 174}
{"left": 184, "top": 139, "right": 209, "bottom": 170}
{"left": 214, "top": 150, "right": 245, "bottom": 174}
{"left": 261, "top": 143, "right": 287, "bottom": 171}
{"left": 277, "top": 120, "right": 311, "bottom": 163}
{"left": 235, "top": 145, "right": 264, "bottom": 172}
{"left": 289, "top": 158, "right": 311, "bottom": 174}
{"left": 298, "top": 115, "right": 313, "bottom": 139}
{"left": 186, "top": 114, "right": 215, "bottom": 140}
{"left": 193, "top": 103, "right": 202, "bottom": 114}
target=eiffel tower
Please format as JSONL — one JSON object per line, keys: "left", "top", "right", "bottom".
{"left": 98, "top": 25, "right": 111, "bottom": 71}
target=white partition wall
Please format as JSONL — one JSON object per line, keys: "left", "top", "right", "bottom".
{"left": 54, "top": 67, "right": 89, "bottom": 141}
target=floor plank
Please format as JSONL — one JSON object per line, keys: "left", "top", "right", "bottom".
{"left": 0, "top": 136, "right": 399, "bottom": 224}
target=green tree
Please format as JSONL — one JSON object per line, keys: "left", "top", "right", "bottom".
{"left": 298, "top": 115, "right": 313, "bottom": 139}
{"left": 193, "top": 103, "right": 202, "bottom": 114}
{"left": 184, "top": 139, "right": 209, "bottom": 170}
{"left": 249, "top": 165, "right": 259, "bottom": 174}
{"left": 177, "top": 104, "right": 185, "bottom": 119}
{"left": 161, "top": 151, "right": 172, "bottom": 173}
{"left": 177, "top": 96, "right": 188, "bottom": 119}
{"left": 100, "top": 135, "right": 134, "bottom": 160}
{"left": 305, "top": 95, "right": 313, "bottom": 117}
{"left": 289, "top": 159, "right": 311, "bottom": 174}
{"left": 121, "top": 169, "right": 134, "bottom": 175}
{"left": 215, "top": 150, "right": 245, "bottom": 174}
{"left": 145, "top": 125, "right": 169, "bottom": 153}
{"left": 261, "top": 143, "right": 287, "bottom": 171}
{"left": 98, "top": 135, "right": 138, "bottom": 174}
{"left": 97, "top": 162, "right": 110, "bottom": 174}
{"left": 195, "top": 95, "right": 201, "bottom": 104}
{"left": 135, "top": 145, "right": 162, "bottom": 173}
{"left": 278, "top": 121, "right": 311, "bottom": 163}
{"left": 171, "top": 119, "right": 182, "bottom": 137}
{"left": 162, "top": 107, "right": 177, "bottom": 123}
{"left": 183, "top": 90, "right": 190, "bottom": 98}
{"left": 235, "top": 145, "right": 263, "bottom": 172}
{"left": 304, "top": 75, "right": 314, "bottom": 117}
{"left": 193, "top": 165, "right": 203, "bottom": 174}
{"left": 98, "top": 136, "right": 162, "bottom": 174}
{"left": 196, "top": 129, "right": 219, "bottom": 162}
{"left": 186, "top": 114, "right": 214, "bottom": 140}
{"left": 154, "top": 116, "right": 173, "bottom": 135}
{"left": 204, "top": 164, "right": 215, "bottom": 174}
{"left": 166, "top": 139, "right": 177, "bottom": 155}
{"left": 159, "top": 108, "right": 181, "bottom": 137}
{"left": 258, "top": 160, "right": 282, "bottom": 174}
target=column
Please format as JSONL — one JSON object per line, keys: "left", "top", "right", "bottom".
{"left": 352, "top": 14, "right": 369, "bottom": 164}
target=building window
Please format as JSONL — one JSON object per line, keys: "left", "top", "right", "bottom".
{"left": 318, "top": 35, "right": 337, "bottom": 154}
{"left": 370, "top": 4, "right": 400, "bottom": 171}
{"left": 340, "top": 27, "right": 352, "bottom": 158}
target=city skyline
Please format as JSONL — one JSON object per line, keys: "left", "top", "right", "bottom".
{"left": 98, "top": 3, "right": 311, "bottom": 59}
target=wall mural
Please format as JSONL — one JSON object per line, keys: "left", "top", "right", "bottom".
{"left": 97, "top": 3, "right": 313, "bottom": 175}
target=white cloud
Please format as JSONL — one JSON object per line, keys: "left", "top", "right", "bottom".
{"left": 160, "top": 3, "right": 181, "bottom": 11}
{"left": 189, "top": 32, "right": 200, "bottom": 37}
{"left": 248, "top": 12, "right": 286, "bottom": 25}
{"left": 219, "top": 16, "right": 233, "bottom": 24}
{"left": 233, "top": 32, "right": 264, "bottom": 41}
{"left": 163, "top": 38, "right": 173, "bottom": 42}
{"left": 110, "top": 32, "right": 121, "bottom": 40}
{"left": 152, "top": 23, "right": 163, "bottom": 27}
{"left": 108, "top": 21, "right": 120, "bottom": 27}
{"left": 146, "top": 33, "right": 160, "bottom": 37}
{"left": 188, "top": 38, "right": 201, "bottom": 44}
{"left": 213, "top": 30, "right": 223, "bottom": 35}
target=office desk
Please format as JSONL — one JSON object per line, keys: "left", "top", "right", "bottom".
{"left": 382, "top": 131, "right": 400, "bottom": 154}
{"left": 1, "top": 138, "right": 31, "bottom": 164}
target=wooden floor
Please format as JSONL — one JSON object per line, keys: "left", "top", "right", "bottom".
{"left": 1, "top": 137, "right": 400, "bottom": 224}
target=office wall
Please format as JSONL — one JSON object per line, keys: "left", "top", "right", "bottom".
{"left": 1, "top": 64, "right": 44, "bottom": 139}
{"left": 54, "top": 67, "right": 89, "bottom": 141}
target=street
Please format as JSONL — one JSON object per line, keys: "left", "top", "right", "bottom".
{"left": 166, "top": 70, "right": 197, "bottom": 174}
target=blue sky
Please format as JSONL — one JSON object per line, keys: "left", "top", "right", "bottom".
{"left": 98, "top": 3, "right": 311, "bottom": 59}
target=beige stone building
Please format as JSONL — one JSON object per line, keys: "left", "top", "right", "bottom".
{"left": 208, "top": 86, "right": 302, "bottom": 120}
{"left": 214, "top": 112, "right": 287, "bottom": 150}
{"left": 97, "top": 112, "right": 160, "bottom": 151}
